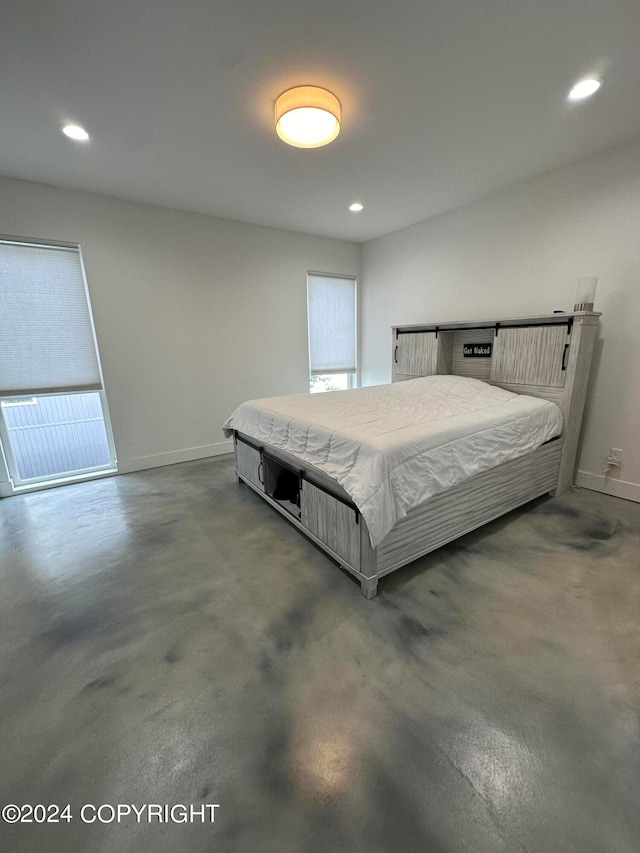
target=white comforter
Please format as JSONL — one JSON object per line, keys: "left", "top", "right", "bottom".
{"left": 222, "top": 375, "right": 563, "bottom": 547}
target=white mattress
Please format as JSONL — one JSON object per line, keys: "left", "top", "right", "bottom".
{"left": 223, "top": 375, "right": 563, "bottom": 548}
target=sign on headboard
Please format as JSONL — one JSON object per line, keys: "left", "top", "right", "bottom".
{"left": 463, "top": 342, "right": 493, "bottom": 358}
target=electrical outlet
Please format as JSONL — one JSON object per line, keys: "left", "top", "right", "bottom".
{"left": 607, "top": 448, "right": 623, "bottom": 467}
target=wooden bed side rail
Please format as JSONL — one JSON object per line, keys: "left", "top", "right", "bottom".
{"left": 359, "top": 437, "right": 563, "bottom": 598}
{"left": 234, "top": 428, "right": 563, "bottom": 599}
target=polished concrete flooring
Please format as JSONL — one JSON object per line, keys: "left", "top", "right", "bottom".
{"left": 0, "top": 455, "right": 639, "bottom": 853}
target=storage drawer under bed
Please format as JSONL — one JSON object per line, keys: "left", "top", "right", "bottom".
{"left": 235, "top": 435, "right": 262, "bottom": 489}
{"left": 234, "top": 433, "right": 361, "bottom": 570}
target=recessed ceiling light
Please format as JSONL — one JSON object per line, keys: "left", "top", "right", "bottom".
{"left": 568, "top": 77, "right": 602, "bottom": 101}
{"left": 349, "top": 202, "right": 364, "bottom": 212}
{"left": 61, "top": 124, "right": 90, "bottom": 141}
{"left": 275, "top": 86, "right": 341, "bottom": 148}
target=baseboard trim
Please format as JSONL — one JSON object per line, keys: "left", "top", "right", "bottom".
{"left": 0, "top": 441, "right": 234, "bottom": 499}
{"left": 575, "top": 470, "right": 640, "bottom": 503}
{"left": 117, "top": 440, "right": 234, "bottom": 475}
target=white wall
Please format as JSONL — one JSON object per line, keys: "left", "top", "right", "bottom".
{"left": 361, "top": 138, "right": 640, "bottom": 502}
{"left": 0, "top": 175, "right": 360, "bottom": 483}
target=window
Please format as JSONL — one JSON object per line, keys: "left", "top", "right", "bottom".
{"left": 307, "top": 272, "right": 357, "bottom": 393}
{"left": 309, "top": 373, "right": 352, "bottom": 393}
{"left": 0, "top": 238, "right": 116, "bottom": 490}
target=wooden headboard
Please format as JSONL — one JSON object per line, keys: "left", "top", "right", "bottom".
{"left": 391, "top": 311, "right": 600, "bottom": 494}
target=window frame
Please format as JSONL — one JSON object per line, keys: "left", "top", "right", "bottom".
{"left": 306, "top": 271, "right": 358, "bottom": 391}
{"left": 0, "top": 389, "right": 117, "bottom": 489}
{"left": 0, "top": 235, "right": 117, "bottom": 493}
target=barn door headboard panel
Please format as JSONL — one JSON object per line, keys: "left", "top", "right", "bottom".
{"left": 391, "top": 312, "right": 600, "bottom": 494}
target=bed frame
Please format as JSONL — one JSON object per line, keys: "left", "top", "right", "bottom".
{"left": 233, "top": 311, "right": 600, "bottom": 598}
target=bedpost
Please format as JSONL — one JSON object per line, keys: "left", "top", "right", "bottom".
{"left": 360, "top": 577, "right": 378, "bottom": 599}
{"left": 553, "top": 311, "right": 600, "bottom": 495}
{"left": 359, "top": 522, "right": 379, "bottom": 598}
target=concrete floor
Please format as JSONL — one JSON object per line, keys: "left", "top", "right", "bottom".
{"left": 0, "top": 455, "right": 639, "bottom": 853}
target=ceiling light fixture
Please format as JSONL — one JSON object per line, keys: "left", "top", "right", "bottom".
{"left": 275, "top": 86, "right": 341, "bottom": 148}
{"left": 61, "top": 124, "right": 90, "bottom": 141}
{"left": 568, "top": 77, "right": 602, "bottom": 101}
{"left": 349, "top": 202, "right": 364, "bottom": 212}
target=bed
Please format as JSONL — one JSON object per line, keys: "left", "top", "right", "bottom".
{"left": 223, "top": 311, "right": 600, "bottom": 598}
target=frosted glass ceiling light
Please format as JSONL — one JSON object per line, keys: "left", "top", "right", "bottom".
{"left": 61, "top": 124, "right": 90, "bottom": 141}
{"left": 568, "top": 78, "right": 602, "bottom": 101}
{"left": 275, "top": 86, "right": 341, "bottom": 148}
{"left": 349, "top": 202, "right": 363, "bottom": 212}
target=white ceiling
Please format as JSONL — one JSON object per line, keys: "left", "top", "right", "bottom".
{"left": 2, "top": 0, "right": 640, "bottom": 242}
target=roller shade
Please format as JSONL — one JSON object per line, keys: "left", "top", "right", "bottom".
{"left": 307, "top": 274, "right": 356, "bottom": 374}
{"left": 0, "top": 241, "right": 102, "bottom": 396}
